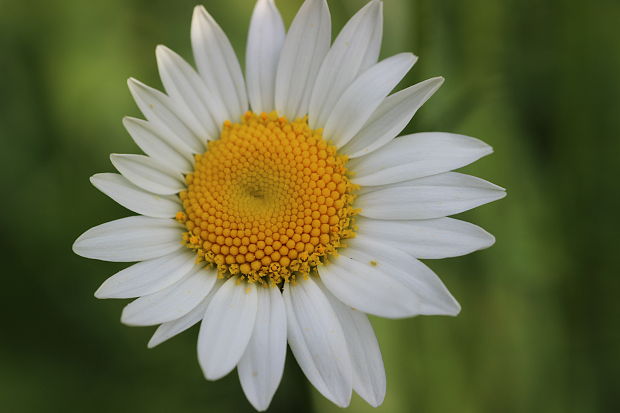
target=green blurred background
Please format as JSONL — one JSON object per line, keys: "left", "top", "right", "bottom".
{"left": 1, "top": 0, "right": 619, "bottom": 411}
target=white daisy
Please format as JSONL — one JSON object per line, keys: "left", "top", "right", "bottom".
{"left": 73, "top": 0, "right": 505, "bottom": 410}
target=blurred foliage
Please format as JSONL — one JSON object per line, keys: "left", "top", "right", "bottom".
{"left": 1, "top": 0, "right": 619, "bottom": 412}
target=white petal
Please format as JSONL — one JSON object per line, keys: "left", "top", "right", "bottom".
{"left": 283, "top": 276, "right": 352, "bottom": 407}
{"left": 148, "top": 280, "right": 223, "bottom": 348}
{"left": 351, "top": 132, "right": 493, "bottom": 186}
{"left": 334, "top": 235, "right": 460, "bottom": 316}
{"left": 324, "top": 53, "right": 417, "bottom": 147}
{"left": 308, "top": 0, "right": 383, "bottom": 129}
{"left": 127, "top": 78, "right": 204, "bottom": 154}
{"left": 357, "top": 172, "right": 506, "bottom": 220}
{"left": 198, "top": 277, "right": 258, "bottom": 380}
{"left": 73, "top": 216, "right": 183, "bottom": 262}
{"left": 317, "top": 281, "right": 386, "bottom": 407}
{"left": 110, "top": 154, "right": 185, "bottom": 196}
{"left": 123, "top": 117, "right": 193, "bottom": 174}
{"left": 121, "top": 266, "right": 217, "bottom": 326}
{"left": 275, "top": 0, "right": 331, "bottom": 120}
{"left": 238, "top": 287, "right": 287, "bottom": 411}
{"left": 90, "top": 173, "right": 180, "bottom": 218}
{"left": 356, "top": 216, "right": 495, "bottom": 259}
{"left": 342, "top": 77, "right": 444, "bottom": 158}
{"left": 95, "top": 250, "right": 196, "bottom": 299}
{"left": 246, "top": 0, "right": 285, "bottom": 114}
{"left": 156, "top": 45, "right": 222, "bottom": 141}
{"left": 319, "top": 252, "right": 422, "bottom": 319}
{"left": 191, "top": 6, "right": 248, "bottom": 122}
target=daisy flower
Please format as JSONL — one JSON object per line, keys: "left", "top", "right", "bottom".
{"left": 73, "top": 0, "right": 505, "bottom": 410}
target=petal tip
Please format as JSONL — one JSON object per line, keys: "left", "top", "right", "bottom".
{"left": 71, "top": 238, "right": 83, "bottom": 256}
{"left": 407, "top": 52, "right": 419, "bottom": 64}
{"left": 202, "top": 367, "right": 227, "bottom": 382}
{"left": 147, "top": 337, "right": 160, "bottom": 349}
{"left": 155, "top": 44, "right": 170, "bottom": 59}
{"left": 93, "top": 286, "right": 107, "bottom": 299}
{"left": 480, "top": 231, "right": 497, "bottom": 250}
{"left": 119, "top": 310, "right": 130, "bottom": 325}
{"left": 331, "top": 393, "right": 352, "bottom": 408}
{"left": 192, "top": 4, "right": 211, "bottom": 25}
{"left": 120, "top": 309, "right": 143, "bottom": 327}
{"left": 450, "top": 303, "right": 462, "bottom": 316}
{"left": 193, "top": 4, "right": 206, "bottom": 15}
{"left": 443, "top": 297, "right": 462, "bottom": 316}
{"left": 246, "top": 397, "right": 270, "bottom": 412}
{"left": 364, "top": 394, "right": 385, "bottom": 408}
{"left": 432, "top": 75, "right": 445, "bottom": 85}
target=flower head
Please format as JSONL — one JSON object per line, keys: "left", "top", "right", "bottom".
{"left": 73, "top": 0, "right": 505, "bottom": 410}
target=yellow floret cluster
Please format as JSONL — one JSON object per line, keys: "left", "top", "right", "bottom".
{"left": 177, "top": 111, "right": 358, "bottom": 286}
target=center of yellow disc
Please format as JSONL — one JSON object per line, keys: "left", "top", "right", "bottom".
{"left": 177, "top": 111, "right": 358, "bottom": 286}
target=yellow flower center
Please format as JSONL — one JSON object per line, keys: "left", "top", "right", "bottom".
{"left": 177, "top": 111, "right": 358, "bottom": 286}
